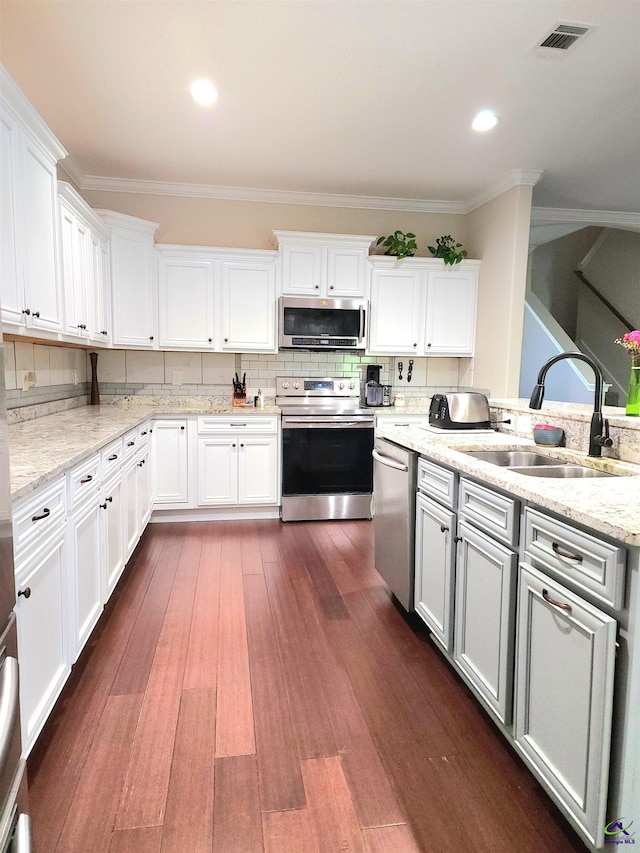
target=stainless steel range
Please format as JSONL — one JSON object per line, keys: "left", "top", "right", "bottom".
{"left": 277, "top": 376, "right": 374, "bottom": 522}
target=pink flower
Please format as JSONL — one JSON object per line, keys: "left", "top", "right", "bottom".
{"left": 616, "top": 330, "right": 640, "bottom": 356}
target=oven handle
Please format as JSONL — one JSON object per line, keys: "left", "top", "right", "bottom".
{"left": 359, "top": 304, "right": 365, "bottom": 341}
{"left": 283, "top": 417, "right": 374, "bottom": 427}
{"left": 372, "top": 448, "right": 409, "bottom": 472}
{"left": 0, "top": 654, "right": 19, "bottom": 773}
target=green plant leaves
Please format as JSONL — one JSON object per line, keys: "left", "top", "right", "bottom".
{"left": 427, "top": 235, "right": 467, "bottom": 265}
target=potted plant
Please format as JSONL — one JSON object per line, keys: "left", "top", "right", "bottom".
{"left": 427, "top": 235, "right": 468, "bottom": 265}
{"left": 376, "top": 230, "right": 417, "bottom": 260}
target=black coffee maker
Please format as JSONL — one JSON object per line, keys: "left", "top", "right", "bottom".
{"left": 360, "top": 364, "right": 390, "bottom": 407}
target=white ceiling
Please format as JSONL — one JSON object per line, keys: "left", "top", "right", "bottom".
{"left": 1, "top": 0, "right": 639, "bottom": 213}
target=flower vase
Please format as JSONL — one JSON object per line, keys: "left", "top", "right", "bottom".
{"left": 626, "top": 355, "right": 640, "bottom": 416}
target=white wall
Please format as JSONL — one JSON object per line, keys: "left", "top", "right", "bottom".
{"left": 466, "top": 185, "right": 533, "bottom": 397}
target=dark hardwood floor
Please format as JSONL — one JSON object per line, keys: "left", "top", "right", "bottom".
{"left": 27, "top": 519, "right": 587, "bottom": 852}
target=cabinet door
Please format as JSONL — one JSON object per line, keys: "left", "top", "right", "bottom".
{"left": 102, "top": 475, "right": 125, "bottom": 598}
{"left": 221, "top": 261, "right": 276, "bottom": 351}
{"left": 123, "top": 460, "right": 139, "bottom": 559}
{"left": 197, "top": 437, "right": 238, "bottom": 505}
{"left": 15, "top": 532, "right": 70, "bottom": 754}
{"left": 152, "top": 420, "right": 189, "bottom": 504}
{"left": 136, "top": 450, "right": 152, "bottom": 531}
{"left": 454, "top": 520, "right": 516, "bottom": 724}
{"left": 67, "top": 499, "right": 103, "bottom": 660}
{"left": 326, "top": 247, "right": 367, "bottom": 297}
{"left": 0, "top": 106, "right": 24, "bottom": 328}
{"left": 238, "top": 435, "right": 278, "bottom": 505}
{"left": 280, "top": 245, "right": 323, "bottom": 295}
{"left": 158, "top": 257, "right": 215, "bottom": 349}
{"left": 414, "top": 492, "right": 456, "bottom": 651}
{"left": 90, "top": 232, "right": 110, "bottom": 343}
{"left": 425, "top": 268, "right": 477, "bottom": 355}
{"left": 368, "top": 269, "right": 422, "bottom": 354}
{"left": 59, "top": 200, "right": 80, "bottom": 336}
{"left": 514, "top": 563, "right": 616, "bottom": 846}
{"left": 110, "top": 227, "right": 156, "bottom": 347}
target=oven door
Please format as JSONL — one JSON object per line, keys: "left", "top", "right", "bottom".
{"left": 281, "top": 416, "right": 374, "bottom": 521}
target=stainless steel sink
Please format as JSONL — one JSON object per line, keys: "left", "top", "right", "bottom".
{"left": 464, "top": 450, "right": 563, "bottom": 467}
{"left": 463, "top": 449, "right": 618, "bottom": 478}
{"left": 508, "top": 465, "right": 615, "bottom": 479}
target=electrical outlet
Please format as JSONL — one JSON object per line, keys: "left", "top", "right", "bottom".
{"left": 172, "top": 370, "right": 183, "bottom": 386}
{"left": 21, "top": 371, "right": 36, "bottom": 391}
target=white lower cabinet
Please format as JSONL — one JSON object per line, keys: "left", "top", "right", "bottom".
{"left": 514, "top": 563, "right": 617, "bottom": 847}
{"left": 453, "top": 519, "right": 516, "bottom": 724}
{"left": 123, "top": 458, "right": 139, "bottom": 559}
{"left": 151, "top": 419, "right": 189, "bottom": 504}
{"left": 14, "top": 528, "right": 70, "bottom": 755}
{"left": 136, "top": 447, "right": 152, "bottom": 530}
{"left": 414, "top": 491, "right": 456, "bottom": 651}
{"left": 198, "top": 435, "right": 278, "bottom": 506}
{"left": 102, "top": 473, "right": 125, "bottom": 598}
{"left": 66, "top": 496, "right": 103, "bottom": 659}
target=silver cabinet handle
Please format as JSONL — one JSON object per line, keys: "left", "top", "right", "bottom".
{"left": 0, "top": 656, "right": 20, "bottom": 772}
{"left": 551, "top": 542, "right": 583, "bottom": 562}
{"left": 372, "top": 449, "right": 408, "bottom": 472}
{"left": 542, "top": 588, "right": 572, "bottom": 613}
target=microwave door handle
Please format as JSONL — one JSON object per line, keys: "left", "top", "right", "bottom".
{"left": 359, "top": 305, "right": 365, "bottom": 342}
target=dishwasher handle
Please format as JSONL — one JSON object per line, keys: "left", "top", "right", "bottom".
{"left": 372, "top": 448, "right": 409, "bottom": 472}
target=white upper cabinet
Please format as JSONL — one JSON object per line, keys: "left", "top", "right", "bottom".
{"left": 155, "top": 245, "right": 278, "bottom": 353}
{"left": 157, "top": 248, "right": 216, "bottom": 349}
{"left": 97, "top": 210, "right": 159, "bottom": 348}
{"left": 1, "top": 68, "right": 67, "bottom": 335}
{"left": 221, "top": 256, "right": 277, "bottom": 352}
{"left": 368, "top": 257, "right": 480, "bottom": 357}
{"left": 58, "top": 182, "right": 111, "bottom": 343}
{"left": 272, "top": 231, "right": 376, "bottom": 298}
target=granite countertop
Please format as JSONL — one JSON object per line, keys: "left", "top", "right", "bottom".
{"left": 377, "top": 425, "right": 640, "bottom": 547}
{"left": 8, "top": 402, "right": 280, "bottom": 502}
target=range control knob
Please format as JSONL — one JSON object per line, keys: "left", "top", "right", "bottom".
{"left": 338, "top": 382, "right": 345, "bottom": 389}
{"left": 281, "top": 381, "right": 290, "bottom": 389}
{"left": 348, "top": 381, "right": 356, "bottom": 390}
{"left": 293, "top": 382, "right": 300, "bottom": 389}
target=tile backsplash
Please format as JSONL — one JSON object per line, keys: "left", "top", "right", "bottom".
{"left": 4, "top": 341, "right": 89, "bottom": 409}
{"left": 3, "top": 342, "right": 465, "bottom": 410}
{"left": 93, "top": 349, "right": 464, "bottom": 401}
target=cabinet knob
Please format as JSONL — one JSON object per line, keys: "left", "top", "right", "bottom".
{"left": 440, "top": 524, "right": 449, "bottom": 533}
{"left": 240, "top": 443, "right": 245, "bottom": 448}
{"left": 149, "top": 336, "right": 154, "bottom": 341}
{"left": 32, "top": 311, "right": 40, "bottom": 318}
{"left": 101, "top": 330, "right": 108, "bottom": 336}
{"left": 413, "top": 342, "right": 417, "bottom": 348}
{"left": 427, "top": 343, "right": 432, "bottom": 348}
{"left": 18, "top": 587, "right": 31, "bottom": 599}
{"left": 314, "top": 285, "right": 319, "bottom": 289}
{"left": 208, "top": 338, "right": 213, "bottom": 343}
{"left": 454, "top": 536, "right": 462, "bottom": 543}
{"left": 232, "top": 443, "right": 236, "bottom": 448}
{"left": 180, "top": 425, "right": 185, "bottom": 430}
{"left": 329, "top": 285, "right": 334, "bottom": 290}
{"left": 224, "top": 337, "right": 229, "bottom": 342}
{"left": 21, "top": 308, "right": 31, "bottom": 316}
{"left": 100, "top": 502, "right": 108, "bottom": 509}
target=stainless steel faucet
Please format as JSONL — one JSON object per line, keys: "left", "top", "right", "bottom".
{"left": 529, "top": 351, "right": 613, "bottom": 457}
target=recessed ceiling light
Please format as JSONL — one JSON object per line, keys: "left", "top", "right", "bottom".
{"left": 190, "top": 79, "right": 218, "bottom": 106}
{"left": 472, "top": 110, "right": 500, "bottom": 132}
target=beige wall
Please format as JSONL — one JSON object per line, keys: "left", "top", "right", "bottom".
{"left": 78, "top": 189, "right": 467, "bottom": 251}
{"left": 466, "top": 185, "right": 533, "bottom": 397}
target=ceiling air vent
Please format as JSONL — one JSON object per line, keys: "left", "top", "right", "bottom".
{"left": 536, "top": 23, "right": 594, "bottom": 57}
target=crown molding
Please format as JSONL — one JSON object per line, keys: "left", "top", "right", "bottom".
{"left": 530, "top": 206, "right": 640, "bottom": 230}
{"left": 0, "top": 65, "right": 67, "bottom": 161}
{"left": 58, "top": 156, "right": 86, "bottom": 189}
{"left": 464, "top": 170, "right": 544, "bottom": 213}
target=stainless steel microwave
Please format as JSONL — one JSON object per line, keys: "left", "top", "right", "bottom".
{"left": 278, "top": 296, "right": 367, "bottom": 350}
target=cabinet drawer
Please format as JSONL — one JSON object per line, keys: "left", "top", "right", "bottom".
{"left": 458, "top": 478, "right": 518, "bottom": 547}
{"left": 197, "top": 416, "right": 278, "bottom": 435}
{"left": 417, "top": 458, "right": 456, "bottom": 509}
{"left": 13, "top": 477, "right": 66, "bottom": 558}
{"left": 101, "top": 438, "right": 124, "bottom": 477}
{"left": 523, "top": 508, "right": 625, "bottom": 609}
{"left": 123, "top": 428, "right": 139, "bottom": 459}
{"left": 67, "top": 454, "right": 101, "bottom": 508}
{"left": 137, "top": 421, "right": 151, "bottom": 445}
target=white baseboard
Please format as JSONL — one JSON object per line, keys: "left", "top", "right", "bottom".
{"left": 149, "top": 506, "right": 281, "bottom": 523}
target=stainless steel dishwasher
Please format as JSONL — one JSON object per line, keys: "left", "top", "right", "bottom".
{"left": 372, "top": 437, "right": 417, "bottom": 611}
